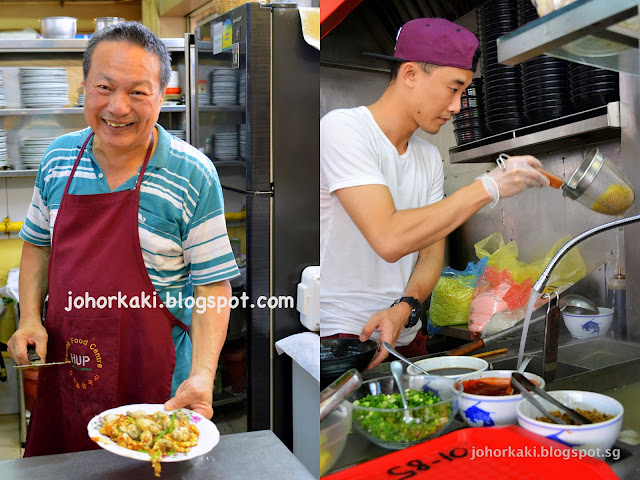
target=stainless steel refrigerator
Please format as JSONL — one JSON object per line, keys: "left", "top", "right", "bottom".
{"left": 194, "top": 3, "right": 319, "bottom": 448}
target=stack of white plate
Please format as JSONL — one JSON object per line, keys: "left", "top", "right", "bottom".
{"left": 76, "top": 93, "right": 85, "bottom": 107}
{"left": 167, "top": 129, "right": 186, "bottom": 141}
{"left": 168, "top": 71, "right": 180, "bottom": 89}
{"left": 20, "top": 137, "right": 56, "bottom": 169}
{"left": 214, "top": 132, "right": 238, "bottom": 160}
{"left": 198, "top": 79, "right": 209, "bottom": 105}
{"left": 238, "top": 73, "right": 246, "bottom": 106}
{"left": 0, "top": 129, "right": 7, "bottom": 168}
{"left": 210, "top": 68, "right": 237, "bottom": 106}
{"left": 239, "top": 124, "right": 247, "bottom": 159}
{"left": 20, "top": 67, "right": 69, "bottom": 108}
{"left": 0, "top": 69, "right": 6, "bottom": 108}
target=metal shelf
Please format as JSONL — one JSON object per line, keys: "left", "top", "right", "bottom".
{"left": 0, "top": 169, "right": 37, "bottom": 178}
{"left": 497, "top": 0, "right": 639, "bottom": 74}
{"left": 0, "top": 38, "right": 185, "bottom": 53}
{"left": 0, "top": 106, "right": 185, "bottom": 116}
{"left": 0, "top": 107, "right": 83, "bottom": 116}
{"left": 449, "top": 102, "right": 623, "bottom": 163}
{"left": 199, "top": 105, "right": 245, "bottom": 112}
{"left": 160, "top": 105, "right": 186, "bottom": 112}
{"left": 212, "top": 159, "right": 246, "bottom": 167}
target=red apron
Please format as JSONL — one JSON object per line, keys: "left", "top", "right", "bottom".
{"left": 24, "top": 132, "right": 188, "bottom": 456}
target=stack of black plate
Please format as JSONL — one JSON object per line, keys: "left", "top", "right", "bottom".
{"left": 518, "top": 0, "right": 571, "bottom": 124}
{"left": 478, "top": 0, "right": 524, "bottom": 134}
{"left": 517, "top": 0, "right": 538, "bottom": 25}
{"left": 453, "top": 78, "right": 485, "bottom": 145}
{"left": 569, "top": 63, "right": 619, "bottom": 111}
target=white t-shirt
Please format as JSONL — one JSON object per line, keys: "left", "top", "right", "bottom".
{"left": 320, "top": 106, "right": 444, "bottom": 346}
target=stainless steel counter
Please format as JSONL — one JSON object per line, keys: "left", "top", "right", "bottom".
{"left": 328, "top": 334, "right": 640, "bottom": 478}
{"left": 0, "top": 430, "right": 315, "bottom": 480}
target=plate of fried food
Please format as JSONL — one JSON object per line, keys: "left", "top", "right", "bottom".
{"left": 88, "top": 404, "right": 220, "bottom": 477}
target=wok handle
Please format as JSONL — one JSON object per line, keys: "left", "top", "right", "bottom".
{"left": 446, "top": 339, "right": 485, "bottom": 356}
{"left": 537, "top": 168, "right": 564, "bottom": 189}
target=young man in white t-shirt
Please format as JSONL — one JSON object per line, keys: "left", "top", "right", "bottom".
{"left": 320, "top": 18, "right": 550, "bottom": 369}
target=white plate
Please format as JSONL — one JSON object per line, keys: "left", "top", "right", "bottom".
{"left": 87, "top": 403, "right": 219, "bottom": 464}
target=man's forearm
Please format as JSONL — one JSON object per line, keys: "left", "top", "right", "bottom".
{"left": 404, "top": 240, "right": 445, "bottom": 304}
{"left": 190, "top": 280, "right": 232, "bottom": 380}
{"left": 18, "top": 242, "right": 50, "bottom": 325}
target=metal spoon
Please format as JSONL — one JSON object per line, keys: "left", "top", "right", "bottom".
{"left": 382, "top": 341, "right": 430, "bottom": 375}
{"left": 512, "top": 372, "right": 591, "bottom": 425}
{"left": 390, "top": 361, "right": 418, "bottom": 424}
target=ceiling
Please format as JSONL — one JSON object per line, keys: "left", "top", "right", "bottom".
{"left": 321, "top": 0, "right": 484, "bottom": 69}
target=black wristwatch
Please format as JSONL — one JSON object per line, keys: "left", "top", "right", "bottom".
{"left": 391, "top": 296, "right": 422, "bottom": 328}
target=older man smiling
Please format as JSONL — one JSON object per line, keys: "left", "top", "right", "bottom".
{"left": 9, "top": 22, "right": 238, "bottom": 456}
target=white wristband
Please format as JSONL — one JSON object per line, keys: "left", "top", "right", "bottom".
{"left": 476, "top": 174, "right": 500, "bottom": 208}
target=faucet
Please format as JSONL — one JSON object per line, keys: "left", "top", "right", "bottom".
{"left": 533, "top": 214, "right": 640, "bottom": 383}
{"left": 534, "top": 214, "right": 640, "bottom": 294}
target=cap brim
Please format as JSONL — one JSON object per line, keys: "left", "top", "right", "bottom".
{"left": 362, "top": 52, "right": 405, "bottom": 62}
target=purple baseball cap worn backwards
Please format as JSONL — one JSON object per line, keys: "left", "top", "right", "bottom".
{"left": 365, "top": 18, "right": 479, "bottom": 70}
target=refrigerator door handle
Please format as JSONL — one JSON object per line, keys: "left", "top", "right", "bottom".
{"left": 221, "top": 185, "right": 274, "bottom": 196}
{"left": 262, "top": 2, "right": 298, "bottom": 9}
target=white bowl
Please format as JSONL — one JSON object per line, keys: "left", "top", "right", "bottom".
{"left": 459, "top": 370, "right": 545, "bottom": 427}
{"left": 406, "top": 356, "right": 489, "bottom": 379}
{"left": 320, "top": 401, "right": 352, "bottom": 476}
{"left": 516, "top": 390, "right": 624, "bottom": 456}
{"left": 563, "top": 307, "right": 613, "bottom": 339}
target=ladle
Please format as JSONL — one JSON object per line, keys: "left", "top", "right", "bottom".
{"left": 559, "top": 294, "right": 599, "bottom": 315}
{"left": 390, "top": 361, "right": 420, "bottom": 424}
{"left": 511, "top": 372, "right": 591, "bottom": 425}
{"left": 382, "top": 341, "right": 430, "bottom": 375}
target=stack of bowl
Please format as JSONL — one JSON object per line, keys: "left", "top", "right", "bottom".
{"left": 453, "top": 78, "right": 485, "bottom": 145}
{"left": 478, "top": 0, "right": 524, "bottom": 134}
{"left": 320, "top": 339, "right": 377, "bottom": 389}
{"left": 569, "top": 63, "right": 619, "bottom": 111}
{"left": 518, "top": 0, "right": 571, "bottom": 124}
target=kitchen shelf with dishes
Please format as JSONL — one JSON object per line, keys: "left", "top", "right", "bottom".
{"left": 450, "top": 0, "right": 623, "bottom": 164}
{"left": 497, "top": 0, "right": 640, "bottom": 74}
{"left": 449, "top": 101, "right": 622, "bottom": 164}
{"left": 0, "top": 105, "right": 186, "bottom": 116}
{"left": 0, "top": 38, "right": 189, "bottom": 176}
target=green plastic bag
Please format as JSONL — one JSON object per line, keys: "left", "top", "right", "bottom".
{"left": 429, "top": 257, "right": 488, "bottom": 327}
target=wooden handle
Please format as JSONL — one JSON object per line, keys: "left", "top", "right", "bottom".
{"left": 446, "top": 339, "right": 485, "bottom": 356}
{"left": 471, "top": 348, "right": 508, "bottom": 358}
{"left": 537, "top": 168, "right": 564, "bottom": 189}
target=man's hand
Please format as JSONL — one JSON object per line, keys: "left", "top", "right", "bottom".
{"left": 8, "top": 320, "right": 48, "bottom": 365}
{"left": 164, "top": 372, "right": 214, "bottom": 419}
{"left": 360, "top": 302, "right": 411, "bottom": 369}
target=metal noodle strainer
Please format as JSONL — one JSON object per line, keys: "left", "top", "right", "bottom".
{"left": 497, "top": 148, "right": 635, "bottom": 215}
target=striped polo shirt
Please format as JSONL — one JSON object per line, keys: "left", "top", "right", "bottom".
{"left": 20, "top": 124, "right": 240, "bottom": 394}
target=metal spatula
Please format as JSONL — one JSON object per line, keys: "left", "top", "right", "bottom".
{"left": 14, "top": 346, "right": 70, "bottom": 369}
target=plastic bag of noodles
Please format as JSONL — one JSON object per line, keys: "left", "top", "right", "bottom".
{"left": 428, "top": 257, "right": 488, "bottom": 327}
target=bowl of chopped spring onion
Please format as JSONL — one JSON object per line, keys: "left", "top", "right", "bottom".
{"left": 347, "top": 374, "right": 462, "bottom": 449}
